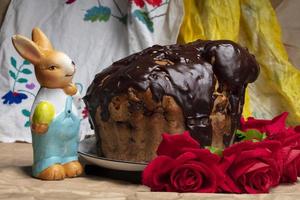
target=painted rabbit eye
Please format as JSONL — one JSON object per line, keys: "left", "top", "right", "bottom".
{"left": 72, "top": 61, "right": 75, "bottom": 65}
{"left": 48, "top": 66, "right": 56, "bottom": 71}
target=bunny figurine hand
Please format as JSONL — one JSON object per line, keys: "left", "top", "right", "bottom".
{"left": 12, "top": 28, "right": 83, "bottom": 180}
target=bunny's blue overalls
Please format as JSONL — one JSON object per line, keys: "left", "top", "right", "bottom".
{"left": 32, "top": 96, "right": 81, "bottom": 177}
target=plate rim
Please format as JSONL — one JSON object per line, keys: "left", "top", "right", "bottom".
{"left": 78, "top": 150, "right": 148, "bottom": 166}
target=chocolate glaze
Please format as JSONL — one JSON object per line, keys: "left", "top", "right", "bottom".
{"left": 84, "top": 39, "right": 260, "bottom": 147}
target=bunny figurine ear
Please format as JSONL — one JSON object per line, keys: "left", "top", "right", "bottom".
{"left": 12, "top": 35, "right": 43, "bottom": 64}
{"left": 32, "top": 27, "right": 53, "bottom": 50}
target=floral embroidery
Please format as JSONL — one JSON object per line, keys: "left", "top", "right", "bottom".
{"left": 67, "top": 0, "right": 168, "bottom": 32}
{"left": 2, "top": 91, "right": 27, "bottom": 104}
{"left": 131, "top": 0, "right": 168, "bottom": 32}
{"left": 1, "top": 57, "right": 36, "bottom": 105}
{"left": 84, "top": 0, "right": 127, "bottom": 25}
{"left": 132, "top": 0, "right": 163, "bottom": 8}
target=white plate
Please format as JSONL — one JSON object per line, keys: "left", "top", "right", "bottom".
{"left": 78, "top": 135, "right": 147, "bottom": 171}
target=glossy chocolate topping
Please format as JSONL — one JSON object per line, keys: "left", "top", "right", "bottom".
{"left": 84, "top": 39, "right": 260, "bottom": 147}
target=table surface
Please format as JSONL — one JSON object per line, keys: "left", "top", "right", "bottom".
{"left": 1, "top": 143, "right": 300, "bottom": 200}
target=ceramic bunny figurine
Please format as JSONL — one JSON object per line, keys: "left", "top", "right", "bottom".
{"left": 12, "top": 28, "right": 83, "bottom": 180}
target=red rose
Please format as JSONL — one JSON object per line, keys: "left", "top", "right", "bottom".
{"left": 143, "top": 151, "right": 224, "bottom": 192}
{"left": 219, "top": 140, "right": 282, "bottom": 193}
{"left": 142, "top": 131, "right": 224, "bottom": 192}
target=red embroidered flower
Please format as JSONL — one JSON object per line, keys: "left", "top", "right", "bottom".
{"left": 142, "top": 131, "right": 224, "bottom": 192}
{"left": 65, "top": 0, "right": 76, "bottom": 4}
{"left": 132, "top": 0, "right": 145, "bottom": 8}
{"left": 82, "top": 106, "right": 89, "bottom": 119}
{"left": 219, "top": 140, "right": 282, "bottom": 193}
{"left": 131, "top": 0, "right": 163, "bottom": 8}
{"left": 146, "top": 0, "right": 163, "bottom": 7}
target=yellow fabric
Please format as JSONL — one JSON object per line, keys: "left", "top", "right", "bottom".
{"left": 178, "top": 0, "right": 300, "bottom": 124}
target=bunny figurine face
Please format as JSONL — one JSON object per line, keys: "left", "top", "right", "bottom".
{"left": 12, "top": 28, "right": 77, "bottom": 95}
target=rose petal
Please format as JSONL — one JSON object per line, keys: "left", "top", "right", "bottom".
{"left": 286, "top": 149, "right": 300, "bottom": 165}
{"left": 283, "top": 133, "right": 300, "bottom": 147}
{"left": 175, "top": 151, "right": 200, "bottom": 163}
{"left": 265, "top": 112, "right": 289, "bottom": 136}
{"left": 282, "top": 163, "right": 298, "bottom": 183}
{"left": 223, "top": 141, "right": 255, "bottom": 157}
{"left": 157, "top": 131, "right": 200, "bottom": 158}
{"left": 234, "top": 148, "right": 272, "bottom": 164}
{"left": 181, "top": 148, "right": 221, "bottom": 163}
{"left": 219, "top": 154, "right": 237, "bottom": 172}
{"left": 219, "top": 174, "right": 242, "bottom": 193}
{"left": 295, "top": 126, "right": 300, "bottom": 133}
{"left": 171, "top": 162, "right": 218, "bottom": 193}
{"left": 229, "top": 160, "right": 257, "bottom": 180}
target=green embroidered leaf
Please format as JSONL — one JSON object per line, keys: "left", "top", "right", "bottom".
{"left": 24, "top": 121, "right": 31, "bottom": 127}
{"left": 205, "top": 146, "right": 223, "bottom": 156}
{"left": 84, "top": 6, "right": 111, "bottom": 22}
{"left": 9, "top": 70, "right": 16, "bottom": 80}
{"left": 10, "top": 57, "right": 17, "bottom": 68}
{"left": 133, "top": 10, "right": 154, "bottom": 32}
{"left": 23, "top": 60, "right": 31, "bottom": 65}
{"left": 17, "top": 78, "right": 28, "bottom": 83}
{"left": 235, "top": 129, "right": 267, "bottom": 142}
{"left": 22, "top": 109, "right": 31, "bottom": 117}
{"left": 21, "top": 68, "right": 32, "bottom": 74}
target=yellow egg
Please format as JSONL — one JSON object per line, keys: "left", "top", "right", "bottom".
{"left": 32, "top": 101, "right": 55, "bottom": 124}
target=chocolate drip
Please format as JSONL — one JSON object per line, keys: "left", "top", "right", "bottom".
{"left": 84, "top": 40, "right": 260, "bottom": 147}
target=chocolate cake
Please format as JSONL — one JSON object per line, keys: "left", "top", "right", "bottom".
{"left": 84, "top": 39, "right": 260, "bottom": 162}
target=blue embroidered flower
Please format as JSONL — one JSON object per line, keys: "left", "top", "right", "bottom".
{"left": 1, "top": 90, "right": 28, "bottom": 104}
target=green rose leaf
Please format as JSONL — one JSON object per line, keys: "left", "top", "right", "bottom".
{"left": 84, "top": 6, "right": 111, "bottom": 22}
{"left": 22, "top": 109, "right": 31, "bottom": 117}
{"left": 235, "top": 129, "right": 267, "bottom": 142}
{"left": 24, "top": 121, "right": 31, "bottom": 127}
{"left": 133, "top": 10, "right": 154, "bottom": 32}
{"left": 10, "top": 57, "right": 17, "bottom": 68}
{"left": 21, "top": 68, "right": 32, "bottom": 74}
{"left": 9, "top": 70, "right": 16, "bottom": 80}
{"left": 205, "top": 146, "right": 223, "bottom": 156}
{"left": 17, "top": 78, "right": 28, "bottom": 83}
{"left": 23, "top": 60, "right": 31, "bottom": 65}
